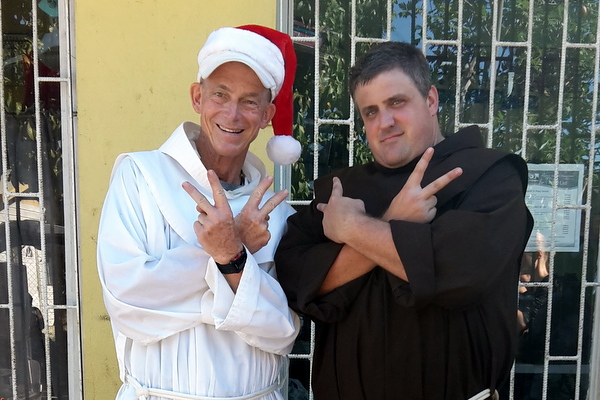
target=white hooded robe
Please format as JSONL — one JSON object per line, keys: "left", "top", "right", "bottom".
{"left": 97, "top": 122, "right": 300, "bottom": 400}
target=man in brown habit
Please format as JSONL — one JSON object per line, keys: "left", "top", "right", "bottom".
{"left": 275, "top": 41, "right": 533, "bottom": 400}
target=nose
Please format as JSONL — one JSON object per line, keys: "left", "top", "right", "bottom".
{"left": 379, "top": 109, "right": 395, "bottom": 130}
{"left": 223, "top": 101, "right": 242, "bottom": 120}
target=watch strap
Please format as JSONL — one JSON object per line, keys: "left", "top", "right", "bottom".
{"left": 215, "top": 247, "right": 247, "bottom": 274}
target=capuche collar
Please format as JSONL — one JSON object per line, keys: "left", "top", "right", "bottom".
{"left": 373, "top": 125, "right": 484, "bottom": 174}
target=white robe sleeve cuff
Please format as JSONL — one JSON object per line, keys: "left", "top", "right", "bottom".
{"left": 203, "top": 251, "right": 300, "bottom": 354}
{"left": 204, "top": 249, "right": 258, "bottom": 329}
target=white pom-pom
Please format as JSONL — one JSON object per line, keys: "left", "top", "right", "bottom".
{"left": 266, "top": 135, "right": 302, "bottom": 165}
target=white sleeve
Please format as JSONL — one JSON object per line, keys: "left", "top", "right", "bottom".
{"left": 97, "top": 158, "right": 212, "bottom": 344}
{"left": 203, "top": 256, "right": 301, "bottom": 355}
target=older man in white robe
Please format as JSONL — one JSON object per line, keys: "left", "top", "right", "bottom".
{"left": 97, "top": 25, "right": 301, "bottom": 400}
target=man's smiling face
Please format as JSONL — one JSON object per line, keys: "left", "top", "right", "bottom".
{"left": 191, "top": 61, "right": 275, "bottom": 162}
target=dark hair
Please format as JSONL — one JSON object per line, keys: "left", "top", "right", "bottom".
{"left": 349, "top": 42, "right": 432, "bottom": 99}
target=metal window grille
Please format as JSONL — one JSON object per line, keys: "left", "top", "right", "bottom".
{"left": 0, "top": 0, "right": 81, "bottom": 399}
{"left": 278, "top": 1, "right": 600, "bottom": 399}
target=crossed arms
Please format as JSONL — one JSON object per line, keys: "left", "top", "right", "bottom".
{"left": 183, "top": 171, "right": 290, "bottom": 292}
{"left": 316, "top": 148, "right": 462, "bottom": 294}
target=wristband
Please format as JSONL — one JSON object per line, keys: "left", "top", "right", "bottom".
{"left": 215, "top": 247, "right": 247, "bottom": 274}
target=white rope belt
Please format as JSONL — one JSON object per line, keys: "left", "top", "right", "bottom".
{"left": 468, "top": 388, "right": 499, "bottom": 400}
{"left": 126, "top": 374, "right": 281, "bottom": 400}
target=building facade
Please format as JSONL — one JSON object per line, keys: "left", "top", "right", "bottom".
{"left": 1, "top": 1, "right": 599, "bottom": 399}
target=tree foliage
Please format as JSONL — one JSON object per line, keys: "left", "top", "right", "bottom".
{"left": 292, "top": 0, "right": 600, "bottom": 206}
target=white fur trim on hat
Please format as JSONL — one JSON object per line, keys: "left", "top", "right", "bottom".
{"left": 197, "top": 27, "right": 285, "bottom": 100}
{"left": 266, "top": 135, "right": 302, "bottom": 166}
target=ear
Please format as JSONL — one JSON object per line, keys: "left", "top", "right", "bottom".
{"left": 190, "top": 82, "right": 203, "bottom": 114}
{"left": 259, "top": 102, "right": 277, "bottom": 129}
{"left": 426, "top": 85, "right": 439, "bottom": 116}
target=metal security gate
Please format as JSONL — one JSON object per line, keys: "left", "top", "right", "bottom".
{"left": 277, "top": 1, "right": 600, "bottom": 399}
{"left": 0, "top": 0, "right": 81, "bottom": 399}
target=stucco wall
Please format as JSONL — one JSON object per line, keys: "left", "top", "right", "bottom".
{"left": 75, "top": 1, "right": 278, "bottom": 397}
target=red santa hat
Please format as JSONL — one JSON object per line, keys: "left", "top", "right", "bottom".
{"left": 197, "top": 25, "right": 301, "bottom": 165}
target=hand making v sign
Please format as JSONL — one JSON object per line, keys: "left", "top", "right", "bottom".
{"left": 383, "top": 147, "right": 463, "bottom": 223}
{"left": 182, "top": 170, "right": 290, "bottom": 260}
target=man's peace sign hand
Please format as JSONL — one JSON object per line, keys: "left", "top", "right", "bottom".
{"left": 383, "top": 147, "right": 463, "bottom": 223}
{"left": 182, "top": 170, "right": 242, "bottom": 264}
{"left": 235, "top": 175, "right": 289, "bottom": 254}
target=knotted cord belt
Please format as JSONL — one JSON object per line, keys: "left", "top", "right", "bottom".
{"left": 468, "top": 388, "right": 499, "bottom": 400}
{"left": 126, "top": 373, "right": 281, "bottom": 400}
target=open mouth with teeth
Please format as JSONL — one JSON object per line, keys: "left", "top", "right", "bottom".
{"left": 218, "top": 124, "right": 244, "bottom": 134}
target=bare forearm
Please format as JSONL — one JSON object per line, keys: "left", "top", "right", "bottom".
{"left": 319, "top": 245, "right": 375, "bottom": 294}
{"left": 223, "top": 272, "right": 242, "bottom": 292}
{"left": 320, "top": 214, "right": 408, "bottom": 294}
{"left": 345, "top": 214, "right": 408, "bottom": 281}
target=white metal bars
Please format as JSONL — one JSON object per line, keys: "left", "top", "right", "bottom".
{"left": 283, "top": 1, "right": 396, "bottom": 399}
{"left": 286, "top": 0, "right": 394, "bottom": 207}
{"left": 0, "top": 0, "right": 81, "bottom": 399}
{"left": 421, "top": 2, "right": 599, "bottom": 399}
{"left": 56, "top": 1, "right": 83, "bottom": 398}
{"left": 283, "top": 0, "right": 600, "bottom": 399}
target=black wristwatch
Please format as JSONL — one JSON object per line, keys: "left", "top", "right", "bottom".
{"left": 215, "top": 247, "right": 247, "bottom": 274}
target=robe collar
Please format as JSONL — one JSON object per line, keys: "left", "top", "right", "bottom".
{"left": 372, "top": 125, "right": 484, "bottom": 174}
{"left": 159, "top": 122, "right": 267, "bottom": 199}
